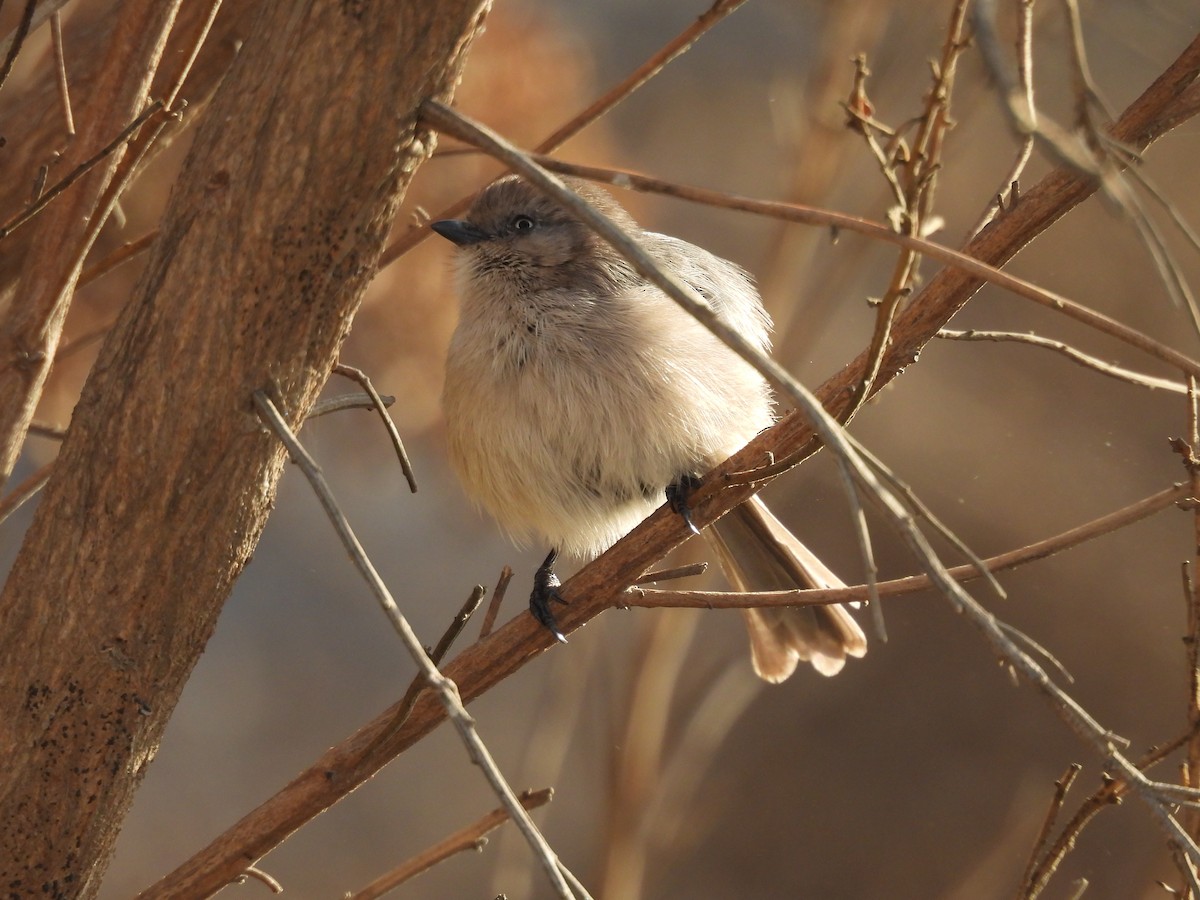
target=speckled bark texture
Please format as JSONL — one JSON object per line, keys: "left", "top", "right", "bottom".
{"left": 0, "top": 1, "right": 489, "bottom": 895}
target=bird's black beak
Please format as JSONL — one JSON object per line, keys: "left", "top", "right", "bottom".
{"left": 431, "top": 219, "right": 488, "bottom": 246}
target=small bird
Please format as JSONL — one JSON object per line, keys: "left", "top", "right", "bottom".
{"left": 432, "top": 174, "right": 865, "bottom": 681}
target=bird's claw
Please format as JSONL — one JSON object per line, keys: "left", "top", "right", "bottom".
{"left": 666, "top": 473, "right": 704, "bottom": 536}
{"left": 530, "top": 549, "right": 568, "bottom": 643}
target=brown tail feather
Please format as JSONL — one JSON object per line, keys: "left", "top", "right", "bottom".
{"left": 706, "top": 496, "right": 866, "bottom": 682}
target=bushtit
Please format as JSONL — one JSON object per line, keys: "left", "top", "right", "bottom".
{"left": 432, "top": 175, "right": 865, "bottom": 681}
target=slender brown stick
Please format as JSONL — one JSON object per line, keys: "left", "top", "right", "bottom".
{"left": 0, "top": 0, "right": 36, "bottom": 96}
{"left": 347, "top": 788, "right": 554, "bottom": 900}
{"left": 430, "top": 585, "right": 486, "bottom": 665}
{"left": 332, "top": 364, "right": 418, "bottom": 493}
{"left": 78, "top": 229, "right": 158, "bottom": 287}
{"left": 1019, "top": 764, "right": 1082, "bottom": 898}
{"left": 847, "top": 0, "right": 970, "bottom": 421}
{"left": 633, "top": 562, "right": 708, "bottom": 585}
{"left": 0, "top": 460, "right": 53, "bottom": 525}
{"left": 160, "top": 0, "right": 223, "bottom": 109}
{"left": 307, "top": 392, "right": 396, "bottom": 419}
{"left": 938, "top": 328, "right": 1188, "bottom": 394}
{"left": 479, "top": 566, "right": 513, "bottom": 640}
{"left": 630, "top": 482, "right": 1191, "bottom": 609}
{"left": 968, "top": 0, "right": 1037, "bottom": 238}
{"left": 1180, "top": 378, "right": 1200, "bottom": 890}
{"left": 0, "top": 100, "right": 164, "bottom": 240}
{"left": 49, "top": 11, "right": 74, "bottom": 136}
{"left": 237, "top": 866, "right": 283, "bottom": 894}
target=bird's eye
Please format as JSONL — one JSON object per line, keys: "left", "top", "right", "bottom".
{"left": 511, "top": 214, "right": 535, "bottom": 233}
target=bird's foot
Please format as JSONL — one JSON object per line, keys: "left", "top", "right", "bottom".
{"left": 666, "top": 473, "right": 704, "bottom": 536}
{"left": 530, "top": 548, "right": 569, "bottom": 643}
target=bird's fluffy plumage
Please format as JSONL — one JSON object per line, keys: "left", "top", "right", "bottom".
{"left": 438, "top": 175, "right": 865, "bottom": 680}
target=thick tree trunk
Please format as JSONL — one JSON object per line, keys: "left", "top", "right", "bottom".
{"left": 0, "top": 1, "right": 489, "bottom": 895}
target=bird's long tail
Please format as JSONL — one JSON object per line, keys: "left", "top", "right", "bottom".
{"left": 706, "top": 496, "right": 867, "bottom": 682}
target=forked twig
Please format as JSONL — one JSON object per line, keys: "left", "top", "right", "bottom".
{"left": 252, "top": 390, "right": 583, "bottom": 900}
{"left": 1019, "top": 763, "right": 1082, "bottom": 897}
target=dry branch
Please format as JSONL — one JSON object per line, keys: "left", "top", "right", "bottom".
{"left": 347, "top": 788, "right": 553, "bottom": 900}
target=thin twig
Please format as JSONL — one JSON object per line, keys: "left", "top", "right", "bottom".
{"left": 0, "top": 460, "right": 53, "bottom": 526}
{"left": 49, "top": 11, "right": 74, "bottom": 136}
{"left": 1058, "top": 4, "right": 1200, "bottom": 336}
{"left": 969, "top": 0, "right": 1037, "bottom": 238}
{"left": 308, "top": 392, "right": 396, "bottom": 419}
{"left": 1019, "top": 763, "right": 1082, "bottom": 898}
{"left": 332, "top": 364, "right": 417, "bottom": 493}
{"left": 998, "top": 621, "right": 1074, "bottom": 685}
{"left": 252, "top": 391, "right": 581, "bottom": 900}
{"left": 379, "top": 587, "right": 489, "bottom": 741}
{"left": 844, "top": 0, "right": 970, "bottom": 422}
{"left": 1026, "top": 732, "right": 1197, "bottom": 897}
{"left": 633, "top": 562, "right": 708, "bottom": 585}
{"left": 853, "top": 431, "right": 1007, "bottom": 600}
{"left": 0, "top": 100, "right": 164, "bottom": 240}
{"left": 79, "top": 230, "right": 158, "bottom": 287}
{"left": 236, "top": 866, "right": 283, "bottom": 894}
{"left": 347, "top": 788, "right": 554, "bottom": 900}
{"left": 0, "top": 0, "right": 36, "bottom": 97}
{"left": 378, "top": 0, "right": 749, "bottom": 269}
{"left": 629, "top": 482, "right": 1190, "bottom": 609}
{"left": 479, "top": 566, "right": 513, "bottom": 640}
{"left": 1180, "top": 376, "right": 1200, "bottom": 886}
{"left": 833, "top": 454, "right": 885, "bottom": 640}
{"left": 939, "top": 329, "right": 1188, "bottom": 394}
{"left": 430, "top": 585, "right": 486, "bottom": 666}
{"left": 976, "top": 0, "right": 1200, "bottom": 336}
{"left": 161, "top": 0, "right": 223, "bottom": 109}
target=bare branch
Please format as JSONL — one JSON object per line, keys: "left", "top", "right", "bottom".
{"left": 347, "top": 788, "right": 554, "bottom": 900}
{"left": 938, "top": 328, "right": 1188, "bottom": 394}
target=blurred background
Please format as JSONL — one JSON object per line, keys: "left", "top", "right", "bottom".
{"left": 4, "top": 0, "right": 1200, "bottom": 897}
